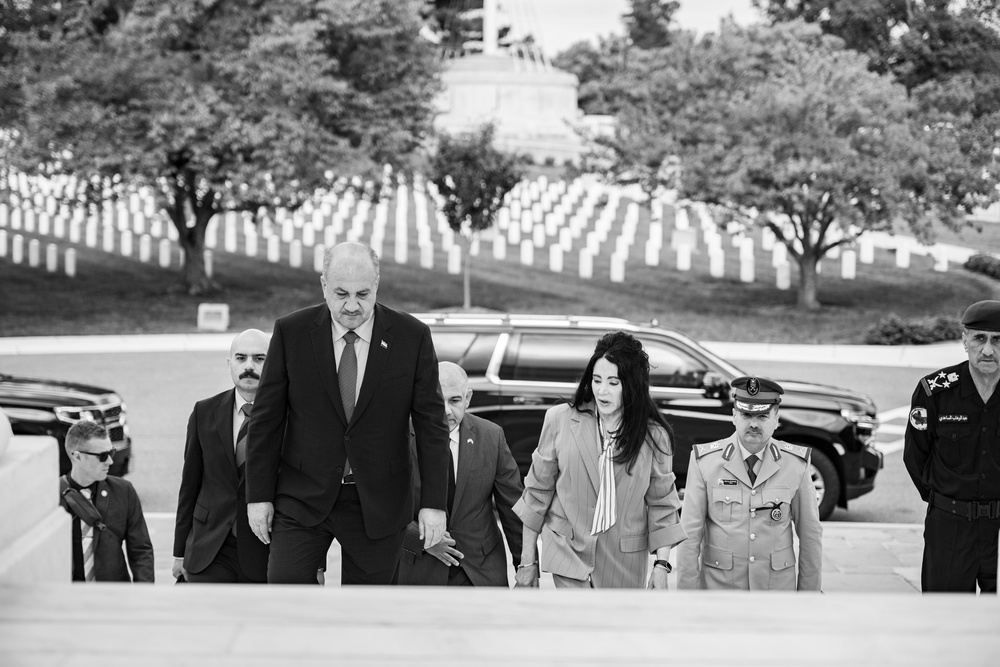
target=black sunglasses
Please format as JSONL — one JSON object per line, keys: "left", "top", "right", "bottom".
{"left": 78, "top": 448, "right": 116, "bottom": 463}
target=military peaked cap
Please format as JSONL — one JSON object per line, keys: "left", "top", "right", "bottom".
{"left": 731, "top": 376, "right": 784, "bottom": 412}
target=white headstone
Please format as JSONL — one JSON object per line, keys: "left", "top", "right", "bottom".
{"left": 28, "top": 239, "right": 40, "bottom": 267}
{"left": 841, "top": 249, "right": 857, "bottom": 280}
{"left": 24, "top": 209, "right": 35, "bottom": 233}
{"left": 205, "top": 219, "right": 218, "bottom": 249}
{"left": 159, "top": 239, "right": 171, "bottom": 268}
{"left": 610, "top": 253, "right": 625, "bottom": 283}
{"left": 38, "top": 212, "right": 50, "bottom": 236}
{"left": 549, "top": 245, "right": 563, "bottom": 273}
{"left": 675, "top": 207, "right": 689, "bottom": 230}
{"left": 10, "top": 208, "right": 20, "bottom": 230}
{"left": 12, "top": 234, "right": 23, "bottom": 263}
{"left": 709, "top": 248, "right": 725, "bottom": 278}
{"left": 859, "top": 235, "right": 875, "bottom": 264}
{"left": 933, "top": 248, "right": 948, "bottom": 272}
{"left": 761, "top": 226, "right": 776, "bottom": 251}
{"left": 102, "top": 228, "right": 115, "bottom": 253}
{"left": 120, "top": 229, "right": 133, "bottom": 257}
{"left": 507, "top": 221, "right": 521, "bottom": 245}
{"left": 420, "top": 243, "right": 434, "bottom": 269}
{"left": 772, "top": 242, "right": 787, "bottom": 267}
{"left": 677, "top": 244, "right": 691, "bottom": 272}
{"left": 53, "top": 215, "right": 65, "bottom": 239}
{"left": 776, "top": 262, "right": 791, "bottom": 290}
{"left": 0, "top": 203, "right": 7, "bottom": 227}
{"left": 267, "top": 235, "right": 280, "bottom": 263}
{"left": 740, "top": 255, "right": 755, "bottom": 283}
{"left": 204, "top": 249, "right": 214, "bottom": 278}
{"left": 895, "top": 242, "right": 910, "bottom": 269}
{"left": 0, "top": 230, "right": 6, "bottom": 258}
{"left": 493, "top": 234, "right": 506, "bottom": 260}
{"left": 65, "top": 248, "right": 76, "bottom": 277}
{"left": 447, "top": 244, "right": 462, "bottom": 275}
{"left": 740, "top": 237, "right": 754, "bottom": 262}
{"left": 520, "top": 239, "right": 534, "bottom": 266}
{"left": 578, "top": 249, "right": 593, "bottom": 279}
{"left": 197, "top": 303, "right": 229, "bottom": 332}
{"left": 139, "top": 234, "right": 151, "bottom": 262}
{"left": 645, "top": 239, "right": 659, "bottom": 266}
{"left": 314, "top": 244, "right": 325, "bottom": 273}
{"left": 533, "top": 224, "right": 546, "bottom": 248}
{"left": 289, "top": 240, "right": 302, "bottom": 268}
{"left": 45, "top": 243, "right": 59, "bottom": 273}
{"left": 246, "top": 231, "right": 258, "bottom": 258}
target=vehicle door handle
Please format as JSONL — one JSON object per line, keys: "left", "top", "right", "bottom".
{"left": 512, "top": 396, "right": 543, "bottom": 405}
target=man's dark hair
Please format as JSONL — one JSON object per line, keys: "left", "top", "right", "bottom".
{"left": 65, "top": 421, "right": 109, "bottom": 454}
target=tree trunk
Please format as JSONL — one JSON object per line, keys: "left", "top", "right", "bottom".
{"left": 168, "top": 197, "right": 219, "bottom": 295}
{"left": 462, "top": 234, "right": 473, "bottom": 311}
{"left": 796, "top": 252, "right": 820, "bottom": 311}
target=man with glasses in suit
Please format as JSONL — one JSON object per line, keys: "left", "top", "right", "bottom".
{"left": 59, "top": 421, "right": 154, "bottom": 582}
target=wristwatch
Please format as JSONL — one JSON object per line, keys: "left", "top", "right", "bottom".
{"left": 653, "top": 559, "right": 672, "bottom": 573}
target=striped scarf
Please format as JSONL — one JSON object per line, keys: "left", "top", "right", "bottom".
{"left": 591, "top": 417, "right": 617, "bottom": 535}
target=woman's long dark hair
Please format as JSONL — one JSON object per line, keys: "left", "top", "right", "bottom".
{"left": 571, "top": 331, "right": 674, "bottom": 472}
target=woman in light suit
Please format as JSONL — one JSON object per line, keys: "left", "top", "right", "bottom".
{"left": 513, "top": 331, "right": 687, "bottom": 588}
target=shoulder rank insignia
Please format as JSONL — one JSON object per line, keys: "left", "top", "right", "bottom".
{"left": 778, "top": 442, "right": 810, "bottom": 462}
{"left": 694, "top": 441, "right": 725, "bottom": 459}
{"left": 920, "top": 369, "right": 961, "bottom": 397}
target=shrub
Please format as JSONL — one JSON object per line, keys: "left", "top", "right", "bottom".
{"left": 964, "top": 253, "right": 1000, "bottom": 280}
{"left": 863, "top": 314, "right": 963, "bottom": 345}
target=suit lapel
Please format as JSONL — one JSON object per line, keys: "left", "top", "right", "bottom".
{"left": 754, "top": 443, "right": 781, "bottom": 488}
{"left": 93, "top": 480, "right": 109, "bottom": 548}
{"left": 215, "top": 390, "right": 238, "bottom": 472}
{"left": 310, "top": 306, "right": 348, "bottom": 425}
{"left": 353, "top": 305, "right": 391, "bottom": 425}
{"left": 571, "top": 409, "right": 601, "bottom": 492}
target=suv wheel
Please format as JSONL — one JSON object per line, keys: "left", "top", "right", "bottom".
{"left": 809, "top": 449, "right": 840, "bottom": 521}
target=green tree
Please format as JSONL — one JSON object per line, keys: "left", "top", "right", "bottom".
{"left": 429, "top": 124, "right": 522, "bottom": 310}
{"left": 623, "top": 0, "right": 680, "bottom": 49}
{"left": 551, "top": 36, "right": 633, "bottom": 115}
{"left": 672, "top": 21, "right": 998, "bottom": 310}
{"left": 3, "top": 0, "right": 441, "bottom": 294}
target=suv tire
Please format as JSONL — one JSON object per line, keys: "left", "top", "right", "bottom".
{"left": 809, "top": 448, "right": 840, "bottom": 521}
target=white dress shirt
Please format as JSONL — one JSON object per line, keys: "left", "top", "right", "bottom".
{"left": 449, "top": 427, "right": 460, "bottom": 477}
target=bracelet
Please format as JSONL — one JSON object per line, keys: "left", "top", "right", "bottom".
{"left": 517, "top": 562, "right": 538, "bottom": 570}
{"left": 653, "top": 559, "right": 672, "bottom": 573}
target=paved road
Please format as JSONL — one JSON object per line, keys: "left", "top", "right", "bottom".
{"left": 1, "top": 349, "right": 946, "bottom": 522}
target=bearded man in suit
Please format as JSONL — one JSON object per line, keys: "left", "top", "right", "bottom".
{"left": 399, "top": 362, "right": 523, "bottom": 586}
{"left": 172, "top": 328, "right": 271, "bottom": 583}
{"left": 246, "top": 242, "right": 450, "bottom": 585}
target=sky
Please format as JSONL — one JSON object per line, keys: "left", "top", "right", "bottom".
{"left": 522, "top": 0, "right": 762, "bottom": 56}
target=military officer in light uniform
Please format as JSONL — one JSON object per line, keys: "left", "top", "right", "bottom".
{"left": 904, "top": 300, "right": 1000, "bottom": 593}
{"left": 677, "top": 376, "right": 823, "bottom": 591}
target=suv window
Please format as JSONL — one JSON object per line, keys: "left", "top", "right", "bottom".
{"left": 431, "top": 332, "right": 500, "bottom": 376}
{"left": 501, "top": 333, "right": 601, "bottom": 383}
{"left": 645, "top": 340, "right": 709, "bottom": 389}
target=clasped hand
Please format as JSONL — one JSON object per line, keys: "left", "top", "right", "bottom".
{"left": 425, "top": 531, "right": 464, "bottom": 566}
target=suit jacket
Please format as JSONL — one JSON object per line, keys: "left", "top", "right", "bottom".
{"left": 676, "top": 434, "right": 823, "bottom": 591}
{"left": 173, "top": 388, "right": 269, "bottom": 581}
{"left": 247, "top": 303, "right": 451, "bottom": 539}
{"left": 513, "top": 403, "right": 687, "bottom": 587}
{"left": 60, "top": 475, "right": 155, "bottom": 583}
{"left": 399, "top": 413, "right": 524, "bottom": 586}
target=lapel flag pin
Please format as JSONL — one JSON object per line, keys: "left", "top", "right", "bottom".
{"left": 101, "top": 490, "right": 108, "bottom": 497}
{"left": 380, "top": 340, "right": 388, "bottom": 349}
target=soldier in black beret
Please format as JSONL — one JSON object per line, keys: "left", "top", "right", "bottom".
{"left": 903, "top": 300, "right": 1000, "bottom": 593}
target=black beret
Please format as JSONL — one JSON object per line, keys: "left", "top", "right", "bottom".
{"left": 731, "top": 376, "right": 784, "bottom": 412}
{"left": 961, "top": 300, "right": 1000, "bottom": 332}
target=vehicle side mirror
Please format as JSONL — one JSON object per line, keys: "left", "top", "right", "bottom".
{"left": 702, "top": 372, "right": 729, "bottom": 399}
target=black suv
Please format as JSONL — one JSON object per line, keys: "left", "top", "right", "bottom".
{"left": 420, "top": 313, "right": 883, "bottom": 520}
{"left": 0, "top": 372, "right": 132, "bottom": 477}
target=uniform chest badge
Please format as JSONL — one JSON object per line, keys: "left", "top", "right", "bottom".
{"left": 718, "top": 479, "right": 738, "bottom": 486}
{"left": 909, "top": 407, "right": 928, "bottom": 431}
{"left": 939, "top": 414, "right": 968, "bottom": 422}
{"left": 771, "top": 507, "right": 782, "bottom": 521}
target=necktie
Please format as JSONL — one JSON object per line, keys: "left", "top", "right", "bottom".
{"left": 340, "top": 330, "right": 359, "bottom": 478}
{"left": 746, "top": 454, "right": 759, "bottom": 485}
{"left": 339, "top": 331, "right": 359, "bottom": 421}
{"left": 236, "top": 402, "right": 252, "bottom": 469}
{"left": 447, "top": 449, "right": 456, "bottom": 514}
{"left": 80, "top": 488, "right": 96, "bottom": 582}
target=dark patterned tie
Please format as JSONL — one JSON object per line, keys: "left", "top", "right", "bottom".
{"left": 746, "top": 454, "right": 759, "bottom": 485}
{"left": 339, "top": 331, "right": 359, "bottom": 421}
{"left": 236, "top": 402, "right": 252, "bottom": 470}
{"left": 448, "top": 448, "right": 456, "bottom": 513}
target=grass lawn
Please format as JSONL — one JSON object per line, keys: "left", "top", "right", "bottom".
{"left": 3, "top": 217, "right": 999, "bottom": 342}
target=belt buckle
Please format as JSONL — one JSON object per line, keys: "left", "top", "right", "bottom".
{"left": 974, "top": 501, "right": 998, "bottom": 519}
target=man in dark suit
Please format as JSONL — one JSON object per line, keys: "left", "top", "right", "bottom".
{"left": 172, "top": 328, "right": 271, "bottom": 583}
{"left": 247, "top": 242, "right": 450, "bottom": 585}
{"left": 399, "top": 362, "right": 523, "bottom": 586}
{"left": 59, "top": 421, "right": 154, "bottom": 582}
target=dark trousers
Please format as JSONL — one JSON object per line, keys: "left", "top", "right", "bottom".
{"left": 186, "top": 533, "right": 264, "bottom": 584}
{"left": 448, "top": 564, "right": 474, "bottom": 587}
{"left": 268, "top": 484, "right": 405, "bottom": 585}
{"left": 922, "top": 505, "right": 999, "bottom": 593}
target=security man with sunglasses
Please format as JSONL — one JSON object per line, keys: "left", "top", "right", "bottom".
{"left": 59, "top": 421, "right": 154, "bottom": 582}
{"left": 677, "top": 376, "right": 823, "bottom": 591}
{"left": 904, "top": 300, "right": 1000, "bottom": 593}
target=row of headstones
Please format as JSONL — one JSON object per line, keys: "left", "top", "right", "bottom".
{"left": 0, "top": 231, "right": 77, "bottom": 276}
